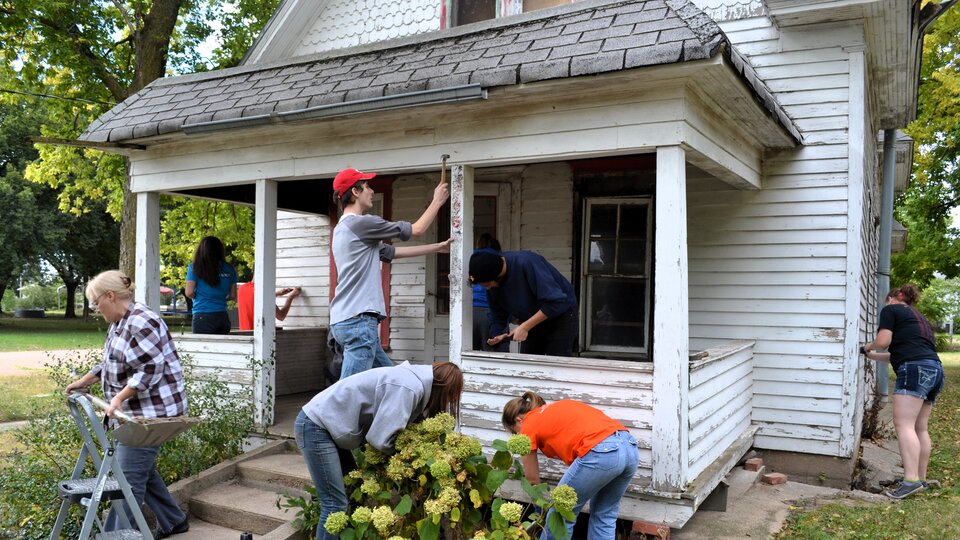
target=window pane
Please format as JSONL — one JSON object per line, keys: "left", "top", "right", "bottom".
{"left": 590, "top": 204, "right": 618, "bottom": 237}
{"left": 455, "top": 0, "right": 495, "bottom": 25}
{"left": 618, "top": 240, "right": 646, "bottom": 275}
{"left": 588, "top": 240, "right": 615, "bottom": 273}
{"left": 590, "top": 277, "right": 646, "bottom": 348}
{"left": 619, "top": 204, "right": 648, "bottom": 238}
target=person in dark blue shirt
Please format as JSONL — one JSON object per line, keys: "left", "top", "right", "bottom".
{"left": 469, "top": 250, "right": 578, "bottom": 357}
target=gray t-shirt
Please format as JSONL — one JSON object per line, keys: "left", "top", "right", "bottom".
{"left": 329, "top": 213, "right": 412, "bottom": 325}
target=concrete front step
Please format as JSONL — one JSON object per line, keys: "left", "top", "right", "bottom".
{"left": 166, "top": 517, "right": 249, "bottom": 540}
{"left": 237, "top": 452, "right": 312, "bottom": 499}
{"left": 190, "top": 481, "right": 297, "bottom": 535}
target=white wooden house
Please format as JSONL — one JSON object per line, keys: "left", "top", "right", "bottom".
{"left": 77, "top": 0, "right": 944, "bottom": 528}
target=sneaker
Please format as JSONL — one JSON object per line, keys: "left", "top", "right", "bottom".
{"left": 152, "top": 518, "right": 189, "bottom": 540}
{"left": 885, "top": 480, "right": 925, "bottom": 500}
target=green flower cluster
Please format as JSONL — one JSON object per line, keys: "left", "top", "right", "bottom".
{"left": 360, "top": 477, "right": 381, "bottom": 495}
{"left": 385, "top": 454, "right": 415, "bottom": 481}
{"left": 550, "top": 485, "right": 578, "bottom": 515}
{"left": 371, "top": 505, "right": 396, "bottom": 532}
{"left": 323, "top": 511, "right": 349, "bottom": 535}
{"left": 418, "top": 412, "right": 456, "bottom": 436}
{"left": 386, "top": 536, "right": 407, "bottom": 540}
{"left": 506, "top": 434, "right": 533, "bottom": 456}
{"left": 499, "top": 501, "right": 524, "bottom": 523}
{"left": 446, "top": 432, "right": 483, "bottom": 459}
{"left": 363, "top": 446, "right": 387, "bottom": 465}
{"left": 429, "top": 458, "right": 452, "bottom": 479}
{"left": 351, "top": 506, "right": 373, "bottom": 524}
{"left": 424, "top": 486, "right": 461, "bottom": 515}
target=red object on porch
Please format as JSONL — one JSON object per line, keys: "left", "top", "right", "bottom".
{"left": 631, "top": 520, "right": 671, "bottom": 539}
{"left": 761, "top": 472, "right": 789, "bottom": 485}
{"left": 744, "top": 457, "right": 764, "bottom": 471}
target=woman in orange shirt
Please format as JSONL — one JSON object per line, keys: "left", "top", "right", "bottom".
{"left": 502, "top": 391, "right": 639, "bottom": 539}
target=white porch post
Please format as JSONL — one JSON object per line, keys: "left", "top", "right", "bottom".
{"left": 652, "top": 145, "right": 690, "bottom": 492}
{"left": 449, "top": 165, "right": 474, "bottom": 364}
{"left": 253, "top": 179, "right": 278, "bottom": 427}
{"left": 135, "top": 192, "right": 160, "bottom": 311}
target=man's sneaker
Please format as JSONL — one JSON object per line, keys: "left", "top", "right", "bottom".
{"left": 151, "top": 518, "right": 190, "bottom": 540}
{"left": 885, "top": 480, "right": 925, "bottom": 500}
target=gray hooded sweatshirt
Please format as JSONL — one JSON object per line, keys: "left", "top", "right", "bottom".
{"left": 301, "top": 361, "right": 433, "bottom": 453}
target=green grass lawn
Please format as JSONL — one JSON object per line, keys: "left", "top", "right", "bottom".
{"left": 0, "top": 373, "right": 62, "bottom": 423}
{"left": 0, "top": 314, "right": 192, "bottom": 352}
{"left": 776, "top": 353, "right": 960, "bottom": 540}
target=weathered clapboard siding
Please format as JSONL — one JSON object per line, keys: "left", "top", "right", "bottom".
{"left": 459, "top": 352, "right": 656, "bottom": 488}
{"left": 174, "top": 333, "right": 255, "bottom": 389}
{"left": 686, "top": 341, "right": 753, "bottom": 481}
{"left": 276, "top": 211, "right": 331, "bottom": 328}
{"left": 519, "top": 163, "right": 574, "bottom": 280}
{"left": 388, "top": 175, "right": 435, "bottom": 363}
{"left": 686, "top": 16, "right": 865, "bottom": 457}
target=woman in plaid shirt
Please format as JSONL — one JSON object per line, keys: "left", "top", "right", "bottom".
{"left": 66, "top": 270, "right": 190, "bottom": 539}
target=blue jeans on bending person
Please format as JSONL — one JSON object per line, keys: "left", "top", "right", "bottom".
{"left": 331, "top": 314, "right": 393, "bottom": 379}
{"left": 104, "top": 443, "right": 187, "bottom": 533}
{"left": 542, "top": 431, "right": 639, "bottom": 540}
{"left": 295, "top": 411, "right": 348, "bottom": 540}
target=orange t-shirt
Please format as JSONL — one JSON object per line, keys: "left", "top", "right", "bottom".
{"left": 237, "top": 281, "right": 255, "bottom": 331}
{"left": 520, "top": 400, "right": 627, "bottom": 465}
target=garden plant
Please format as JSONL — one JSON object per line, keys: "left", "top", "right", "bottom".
{"left": 0, "top": 351, "right": 259, "bottom": 540}
{"left": 285, "top": 413, "right": 578, "bottom": 540}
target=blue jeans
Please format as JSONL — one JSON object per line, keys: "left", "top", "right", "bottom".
{"left": 295, "top": 411, "right": 348, "bottom": 540}
{"left": 895, "top": 359, "right": 945, "bottom": 404}
{"left": 331, "top": 315, "right": 393, "bottom": 379}
{"left": 192, "top": 311, "right": 231, "bottom": 334}
{"left": 542, "top": 431, "right": 639, "bottom": 540}
{"left": 104, "top": 444, "right": 186, "bottom": 533}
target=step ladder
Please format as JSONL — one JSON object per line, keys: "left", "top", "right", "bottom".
{"left": 49, "top": 393, "right": 154, "bottom": 540}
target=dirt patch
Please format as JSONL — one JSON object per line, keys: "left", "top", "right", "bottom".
{"left": 0, "top": 350, "right": 95, "bottom": 376}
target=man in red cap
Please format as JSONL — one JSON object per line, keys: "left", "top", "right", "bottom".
{"left": 329, "top": 167, "right": 451, "bottom": 380}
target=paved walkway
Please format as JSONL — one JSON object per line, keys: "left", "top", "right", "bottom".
{"left": 0, "top": 349, "right": 96, "bottom": 377}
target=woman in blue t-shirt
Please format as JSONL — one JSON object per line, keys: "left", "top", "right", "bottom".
{"left": 862, "top": 284, "right": 946, "bottom": 500}
{"left": 185, "top": 236, "right": 237, "bottom": 335}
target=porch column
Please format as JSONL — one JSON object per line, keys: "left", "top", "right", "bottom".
{"left": 135, "top": 192, "right": 160, "bottom": 311}
{"left": 449, "top": 165, "right": 474, "bottom": 363}
{"left": 652, "top": 145, "right": 690, "bottom": 492}
{"left": 253, "top": 179, "right": 278, "bottom": 426}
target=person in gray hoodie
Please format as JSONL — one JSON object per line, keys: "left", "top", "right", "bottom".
{"left": 295, "top": 361, "right": 463, "bottom": 539}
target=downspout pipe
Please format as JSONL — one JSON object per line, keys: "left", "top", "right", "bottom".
{"left": 876, "top": 129, "right": 897, "bottom": 397}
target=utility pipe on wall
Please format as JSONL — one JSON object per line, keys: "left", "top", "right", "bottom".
{"left": 876, "top": 128, "right": 897, "bottom": 396}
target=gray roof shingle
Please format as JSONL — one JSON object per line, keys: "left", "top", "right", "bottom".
{"left": 80, "top": 0, "right": 800, "bottom": 144}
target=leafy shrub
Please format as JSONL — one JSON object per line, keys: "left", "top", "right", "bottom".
{"left": 284, "top": 414, "right": 577, "bottom": 540}
{"left": 0, "top": 351, "right": 258, "bottom": 539}
{"left": 934, "top": 333, "right": 952, "bottom": 352}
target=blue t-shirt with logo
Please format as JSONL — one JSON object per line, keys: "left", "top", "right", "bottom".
{"left": 186, "top": 262, "right": 237, "bottom": 314}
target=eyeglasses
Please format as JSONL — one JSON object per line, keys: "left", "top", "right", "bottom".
{"left": 92, "top": 291, "right": 110, "bottom": 308}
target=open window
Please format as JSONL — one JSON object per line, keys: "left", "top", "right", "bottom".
{"left": 581, "top": 197, "right": 652, "bottom": 356}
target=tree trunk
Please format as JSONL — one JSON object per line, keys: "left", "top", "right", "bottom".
{"left": 0, "top": 282, "right": 6, "bottom": 313}
{"left": 63, "top": 280, "right": 80, "bottom": 318}
{"left": 119, "top": 159, "right": 137, "bottom": 278}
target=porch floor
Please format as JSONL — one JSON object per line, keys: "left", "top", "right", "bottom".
{"left": 267, "top": 392, "right": 313, "bottom": 438}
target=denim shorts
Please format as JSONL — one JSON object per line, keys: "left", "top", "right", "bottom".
{"left": 894, "top": 359, "right": 945, "bottom": 404}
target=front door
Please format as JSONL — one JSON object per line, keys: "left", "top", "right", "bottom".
{"left": 426, "top": 183, "right": 512, "bottom": 361}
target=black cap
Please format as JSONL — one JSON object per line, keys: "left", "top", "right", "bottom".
{"left": 469, "top": 252, "right": 503, "bottom": 283}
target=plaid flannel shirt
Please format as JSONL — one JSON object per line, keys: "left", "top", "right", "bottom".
{"left": 89, "top": 302, "right": 188, "bottom": 422}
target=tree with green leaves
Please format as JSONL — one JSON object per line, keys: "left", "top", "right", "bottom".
{"left": 0, "top": 0, "right": 279, "bottom": 277}
{"left": 895, "top": 4, "right": 960, "bottom": 287}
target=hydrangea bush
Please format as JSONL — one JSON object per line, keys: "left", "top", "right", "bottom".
{"left": 286, "top": 413, "right": 577, "bottom": 540}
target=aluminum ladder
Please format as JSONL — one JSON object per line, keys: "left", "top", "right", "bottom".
{"left": 49, "top": 393, "right": 153, "bottom": 540}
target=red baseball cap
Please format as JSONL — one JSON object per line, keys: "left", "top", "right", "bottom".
{"left": 333, "top": 168, "right": 377, "bottom": 197}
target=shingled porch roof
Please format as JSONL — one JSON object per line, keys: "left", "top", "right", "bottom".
{"left": 80, "top": 0, "right": 801, "bottom": 145}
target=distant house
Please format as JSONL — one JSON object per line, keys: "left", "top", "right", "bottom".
{"left": 79, "top": 0, "right": 944, "bottom": 528}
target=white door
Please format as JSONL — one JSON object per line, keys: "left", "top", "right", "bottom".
{"left": 425, "top": 183, "right": 513, "bottom": 361}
